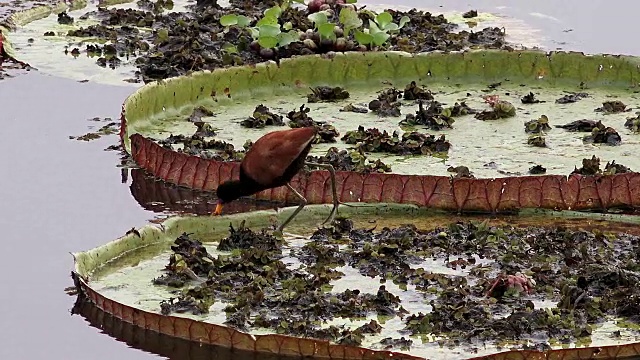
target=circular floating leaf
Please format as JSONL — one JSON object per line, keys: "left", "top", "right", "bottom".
{"left": 258, "top": 24, "right": 281, "bottom": 38}
{"left": 318, "top": 22, "right": 336, "bottom": 40}
{"left": 398, "top": 16, "right": 411, "bottom": 29}
{"left": 236, "top": 15, "right": 252, "bottom": 27}
{"left": 372, "top": 31, "right": 390, "bottom": 46}
{"left": 354, "top": 29, "right": 373, "bottom": 44}
{"left": 307, "top": 11, "right": 329, "bottom": 27}
{"left": 120, "top": 50, "right": 640, "bottom": 216}
{"left": 72, "top": 205, "right": 640, "bottom": 360}
{"left": 257, "top": 35, "right": 278, "bottom": 49}
{"left": 376, "top": 11, "right": 393, "bottom": 28}
{"left": 220, "top": 14, "right": 239, "bottom": 27}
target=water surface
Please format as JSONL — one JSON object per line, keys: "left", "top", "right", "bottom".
{"left": 2, "top": 1, "right": 640, "bottom": 359}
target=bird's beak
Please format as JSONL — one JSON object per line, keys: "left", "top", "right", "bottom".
{"left": 213, "top": 201, "right": 224, "bottom": 216}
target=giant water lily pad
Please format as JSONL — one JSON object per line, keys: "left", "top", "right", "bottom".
{"left": 72, "top": 204, "right": 640, "bottom": 360}
{"left": 122, "top": 50, "right": 640, "bottom": 213}
{"left": 5, "top": 0, "right": 542, "bottom": 85}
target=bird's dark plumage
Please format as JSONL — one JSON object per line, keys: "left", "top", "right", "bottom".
{"left": 215, "top": 127, "right": 317, "bottom": 211}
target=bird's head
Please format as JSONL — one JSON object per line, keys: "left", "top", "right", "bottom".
{"left": 213, "top": 180, "right": 249, "bottom": 216}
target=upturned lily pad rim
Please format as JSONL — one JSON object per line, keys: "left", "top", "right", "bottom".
{"left": 122, "top": 49, "right": 640, "bottom": 215}
{"left": 120, "top": 49, "right": 640, "bottom": 154}
{"left": 72, "top": 202, "right": 640, "bottom": 360}
{"left": 0, "top": 0, "right": 87, "bottom": 30}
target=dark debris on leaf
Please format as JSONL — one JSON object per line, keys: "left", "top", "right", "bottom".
{"left": 583, "top": 122, "right": 621, "bottom": 146}
{"left": 555, "top": 119, "right": 601, "bottom": 132}
{"left": 462, "top": 10, "right": 478, "bottom": 18}
{"left": 286, "top": 105, "right": 339, "bottom": 143}
{"left": 58, "top": 12, "right": 74, "bottom": 25}
{"left": 53, "top": 0, "right": 510, "bottom": 83}
{"left": 342, "top": 126, "right": 450, "bottom": 156}
{"left": 217, "top": 221, "right": 283, "bottom": 252}
{"left": 400, "top": 100, "right": 456, "bottom": 130}
{"left": 306, "top": 147, "right": 392, "bottom": 173}
{"left": 475, "top": 96, "right": 515, "bottom": 120}
{"left": 307, "top": 86, "right": 350, "bottom": 103}
{"left": 448, "top": 166, "right": 473, "bottom": 179}
{"left": 624, "top": 114, "right": 640, "bottom": 133}
{"left": 556, "top": 92, "right": 589, "bottom": 104}
{"left": 369, "top": 88, "right": 403, "bottom": 117}
{"left": 521, "top": 92, "right": 544, "bottom": 104}
{"left": 572, "top": 155, "right": 632, "bottom": 175}
{"left": 403, "top": 81, "right": 434, "bottom": 101}
{"left": 188, "top": 106, "right": 214, "bottom": 122}
{"left": 595, "top": 100, "right": 628, "bottom": 114}
{"left": 241, "top": 104, "right": 284, "bottom": 128}
{"left": 158, "top": 133, "right": 246, "bottom": 161}
{"left": 529, "top": 165, "right": 547, "bottom": 175}
{"left": 153, "top": 216, "right": 640, "bottom": 350}
{"left": 340, "top": 103, "right": 369, "bottom": 114}
{"left": 527, "top": 135, "right": 546, "bottom": 147}
{"left": 524, "top": 115, "right": 551, "bottom": 134}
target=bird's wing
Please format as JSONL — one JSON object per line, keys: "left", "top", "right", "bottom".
{"left": 241, "top": 127, "right": 316, "bottom": 186}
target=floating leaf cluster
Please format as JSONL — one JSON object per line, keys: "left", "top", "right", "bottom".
{"left": 475, "top": 96, "right": 516, "bottom": 120}
{"left": 306, "top": 147, "right": 392, "bottom": 173}
{"left": 153, "top": 218, "right": 640, "bottom": 351}
{"left": 51, "top": 0, "right": 508, "bottom": 83}
{"left": 521, "top": 92, "right": 544, "bottom": 104}
{"left": 401, "top": 100, "right": 476, "bottom": 130}
{"left": 572, "top": 155, "right": 632, "bottom": 176}
{"left": 286, "top": 104, "right": 340, "bottom": 143}
{"left": 583, "top": 122, "right": 622, "bottom": 146}
{"left": 556, "top": 92, "right": 589, "bottom": 104}
{"left": 594, "top": 100, "right": 628, "bottom": 114}
{"left": 368, "top": 88, "right": 403, "bottom": 117}
{"left": 241, "top": 104, "right": 285, "bottom": 128}
{"left": 341, "top": 125, "right": 450, "bottom": 156}
{"left": 307, "top": 86, "right": 350, "bottom": 103}
{"left": 624, "top": 114, "right": 640, "bottom": 133}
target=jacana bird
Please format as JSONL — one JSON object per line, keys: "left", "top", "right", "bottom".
{"left": 213, "top": 126, "right": 339, "bottom": 232}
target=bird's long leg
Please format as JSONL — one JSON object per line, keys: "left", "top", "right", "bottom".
{"left": 278, "top": 183, "right": 308, "bottom": 233}
{"left": 304, "top": 162, "right": 339, "bottom": 225}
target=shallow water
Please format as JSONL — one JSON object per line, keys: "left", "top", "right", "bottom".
{"left": 3, "top": 1, "right": 640, "bottom": 359}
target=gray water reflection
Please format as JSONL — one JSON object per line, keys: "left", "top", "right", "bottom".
{"left": 364, "top": 0, "right": 640, "bottom": 56}
{"left": 2, "top": 1, "right": 640, "bottom": 360}
{"left": 129, "top": 168, "right": 285, "bottom": 216}
{"left": 0, "top": 73, "right": 157, "bottom": 360}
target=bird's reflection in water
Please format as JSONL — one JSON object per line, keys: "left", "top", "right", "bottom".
{"left": 128, "top": 168, "right": 289, "bottom": 216}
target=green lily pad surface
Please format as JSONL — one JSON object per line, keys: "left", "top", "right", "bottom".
{"left": 5, "top": 0, "right": 186, "bottom": 86}
{"left": 122, "top": 50, "right": 640, "bottom": 179}
{"left": 76, "top": 204, "right": 640, "bottom": 360}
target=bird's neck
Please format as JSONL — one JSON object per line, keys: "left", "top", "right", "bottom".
{"left": 219, "top": 177, "right": 267, "bottom": 203}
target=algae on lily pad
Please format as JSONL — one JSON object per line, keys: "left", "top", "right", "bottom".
{"left": 122, "top": 50, "right": 640, "bottom": 179}
{"left": 73, "top": 204, "right": 640, "bottom": 360}
{"left": 5, "top": 0, "right": 543, "bottom": 85}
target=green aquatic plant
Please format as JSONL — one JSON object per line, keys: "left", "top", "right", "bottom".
{"left": 307, "top": 10, "right": 336, "bottom": 41}
{"left": 338, "top": 7, "right": 362, "bottom": 37}
{"left": 219, "top": 14, "right": 252, "bottom": 28}
{"left": 371, "top": 11, "right": 410, "bottom": 33}
{"left": 242, "top": 6, "right": 300, "bottom": 49}
{"left": 354, "top": 11, "right": 410, "bottom": 47}
{"left": 279, "top": 0, "right": 305, "bottom": 10}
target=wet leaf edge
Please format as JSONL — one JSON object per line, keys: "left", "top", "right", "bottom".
{"left": 121, "top": 50, "right": 640, "bottom": 213}
{"left": 72, "top": 205, "right": 640, "bottom": 360}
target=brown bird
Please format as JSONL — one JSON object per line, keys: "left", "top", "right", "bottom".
{"left": 214, "top": 127, "right": 339, "bottom": 232}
